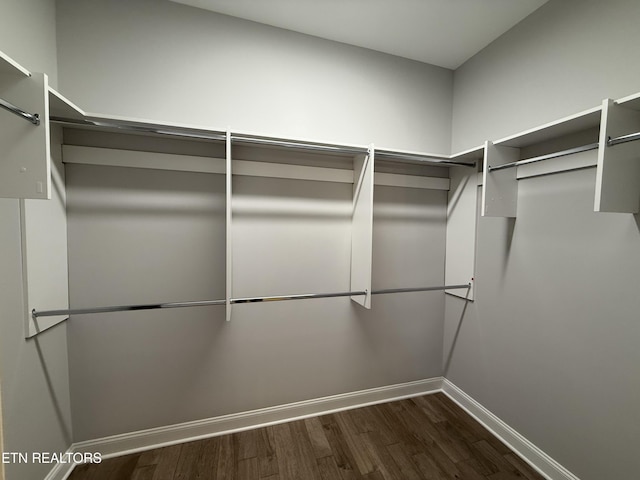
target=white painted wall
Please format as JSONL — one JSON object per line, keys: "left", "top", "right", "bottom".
{"left": 55, "top": 0, "right": 453, "bottom": 154}
{"left": 53, "top": 0, "right": 454, "bottom": 442}
{"left": 0, "top": 2, "right": 73, "bottom": 480}
{"left": 446, "top": 1, "right": 640, "bottom": 478}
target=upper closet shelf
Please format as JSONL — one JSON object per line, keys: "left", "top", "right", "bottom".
{"left": 0, "top": 50, "right": 31, "bottom": 77}
{"left": 451, "top": 145, "right": 484, "bottom": 163}
{"left": 49, "top": 87, "right": 85, "bottom": 120}
{"left": 53, "top": 111, "right": 476, "bottom": 169}
{"left": 482, "top": 104, "right": 605, "bottom": 217}
{"left": 376, "top": 147, "right": 474, "bottom": 167}
{"left": 51, "top": 114, "right": 227, "bottom": 142}
{"left": 494, "top": 106, "right": 602, "bottom": 148}
{"left": 615, "top": 91, "right": 640, "bottom": 111}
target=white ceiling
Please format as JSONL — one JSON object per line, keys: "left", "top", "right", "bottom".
{"left": 170, "top": 0, "right": 549, "bottom": 69}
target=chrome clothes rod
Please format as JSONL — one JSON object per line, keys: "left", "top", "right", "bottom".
{"left": 0, "top": 97, "right": 40, "bottom": 125}
{"left": 376, "top": 149, "right": 475, "bottom": 167}
{"left": 32, "top": 299, "right": 227, "bottom": 317}
{"left": 50, "top": 116, "right": 227, "bottom": 142}
{"left": 488, "top": 142, "right": 600, "bottom": 172}
{"left": 371, "top": 284, "right": 470, "bottom": 295}
{"left": 232, "top": 290, "right": 366, "bottom": 304}
{"left": 608, "top": 131, "right": 640, "bottom": 147}
{"left": 31, "top": 284, "right": 471, "bottom": 318}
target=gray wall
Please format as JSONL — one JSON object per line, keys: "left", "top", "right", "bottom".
{"left": 0, "top": 2, "right": 73, "bottom": 480}
{"left": 446, "top": 0, "right": 640, "bottom": 479}
{"left": 55, "top": 0, "right": 453, "bottom": 154}
{"left": 452, "top": 0, "right": 640, "bottom": 152}
{"left": 65, "top": 158, "right": 447, "bottom": 441}
{"left": 54, "top": 0, "right": 454, "bottom": 442}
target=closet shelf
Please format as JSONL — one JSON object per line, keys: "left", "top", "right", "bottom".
{"left": 451, "top": 145, "right": 484, "bottom": 163}
{"left": 483, "top": 105, "right": 606, "bottom": 217}
{"left": 55, "top": 113, "right": 476, "bottom": 169}
{"left": 51, "top": 115, "right": 227, "bottom": 142}
{"left": 494, "top": 106, "right": 602, "bottom": 148}
{"left": 615, "top": 91, "right": 640, "bottom": 111}
{"left": 49, "top": 87, "right": 85, "bottom": 120}
{"left": 0, "top": 50, "right": 31, "bottom": 77}
{"left": 231, "top": 132, "right": 366, "bottom": 156}
{"left": 375, "top": 148, "right": 474, "bottom": 167}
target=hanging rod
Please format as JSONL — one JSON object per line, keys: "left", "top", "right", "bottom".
{"left": 31, "top": 299, "right": 227, "bottom": 317}
{"left": 375, "top": 149, "right": 475, "bottom": 167}
{"left": 608, "top": 131, "right": 640, "bottom": 147}
{"left": 371, "top": 284, "right": 470, "bottom": 295}
{"left": 488, "top": 142, "right": 600, "bottom": 172}
{"left": 50, "top": 116, "right": 226, "bottom": 142}
{"left": 0, "top": 97, "right": 40, "bottom": 125}
{"left": 231, "top": 134, "right": 367, "bottom": 156}
{"left": 231, "top": 290, "right": 366, "bottom": 304}
{"left": 31, "top": 283, "right": 471, "bottom": 318}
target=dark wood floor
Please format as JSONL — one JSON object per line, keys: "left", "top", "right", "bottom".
{"left": 69, "top": 393, "right": 544, "bottom": 480}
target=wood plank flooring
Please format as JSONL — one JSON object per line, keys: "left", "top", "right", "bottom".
{"left": 68, "top": 393, "right": 544, "bottom": 480}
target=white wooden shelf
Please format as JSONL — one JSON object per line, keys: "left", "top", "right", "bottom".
{"left": 615, "top": 91, "right": 640, "bottom": 111}
{"left": 49, "top": 87, "right": 86, "bottom": 120}
{"left": 451, "top": 145, "right": 484, "bottom": 163}
{"left": 0, "top": 50, "right": 31, "bottom": 77}
{"left": 483, "top": 106, "right": 604, "bottom": 217}
{"left": 494, "top": 106, "right": 602, "bottom": 148}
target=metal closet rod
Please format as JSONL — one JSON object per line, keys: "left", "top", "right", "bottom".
{"left": 608, "top": 131, "right": 640, "bottom": 147}
{"left": 31, "top": 283, "right": 471, "bottom": 318}
{"left": 488, "top": 142, "right": 600, "bottom": 172}
{"left": 0, "top": 97, "right": 40, "bottom": 125}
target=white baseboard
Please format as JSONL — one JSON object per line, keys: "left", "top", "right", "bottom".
{"left": 43, "top": 453, "right": 75, "bottom": 480}
{"left": 50, "top": 377, "right": 579, "bottom": 480}
{"left": 442, "top": 379, "right": 580, "bottom": 480}
{"left": 71, "top": 377, "right": 443, "bottom": 461}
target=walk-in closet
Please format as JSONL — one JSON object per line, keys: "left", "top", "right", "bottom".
{"left": 1, "top": 1, "right": 639, "bottom": 479}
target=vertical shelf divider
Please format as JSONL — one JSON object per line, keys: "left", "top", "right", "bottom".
{"left": 482, "top": 141, "right": 520, "bottom": 217}
{"left": 225, "top": 129, "right": 233, "bottom": 321}
{"left": 595, "top": 99, "right": 640, "bottom": 213}
{"left": 0, "top": 72, "right": 51, "bottom": 199}
{"left": 445, "top": 163, "right": 479, "bottom": 300}
{"left": 350, "top": 145, "right": 374, "bottom": 308}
